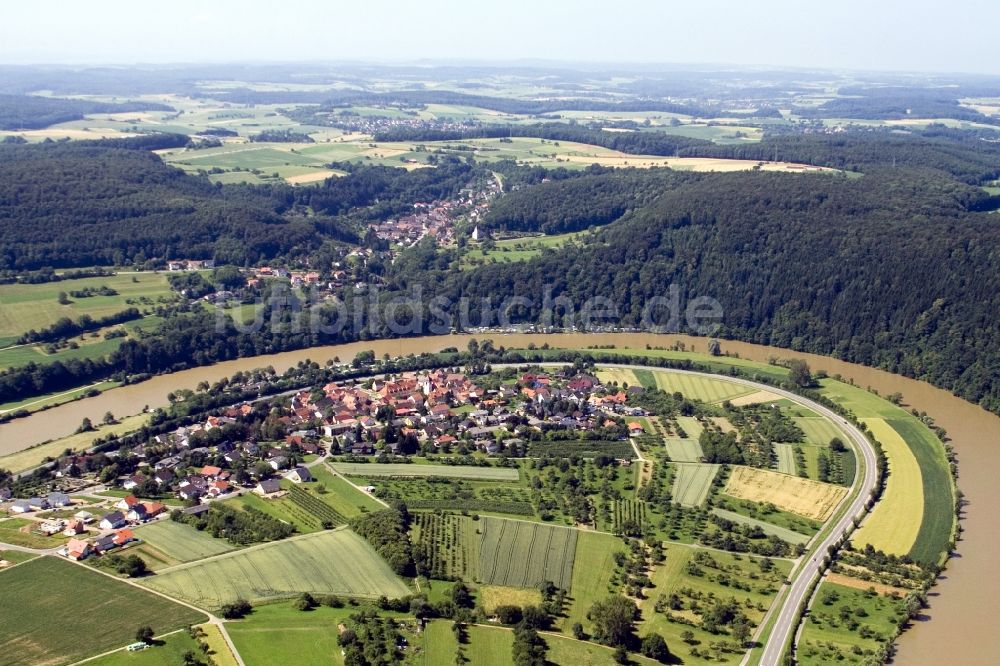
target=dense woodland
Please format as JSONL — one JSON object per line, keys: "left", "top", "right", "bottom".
{"left": 0, "top": 94, "right": 172, "bottom": 130}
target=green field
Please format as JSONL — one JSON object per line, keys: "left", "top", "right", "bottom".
{"left": 309, "top": 465, "right": 386, "bottom": 516}
{"left": 478, "top": 517, "right": 578, "bottom": 590}
{"left": 0, "top": 518, "right": 69, "bottom": 549}
{"left": 141, "top": 529, "right": 410, "bottom": 609}
{"left": 333, "top": 462, "right": 519, "bottom": 480}
{"left": 671, "top": 463, "right": 719, "bottom": 506}
{"left": 794, "top": 417, "right": 846, "bottom": 446}
{"left": 460, "top": 230, "right": 590, "bottom": 270}
{"left": 711, "top": 508, "right": 810, "bottom": 545}
{"left": 133, "top": 520, "right": 236, "bottom": 563}
{"left": 798, "top": 582, "right": 905, "bottom": 665}
{"left": 674, "top": 415, "right": 705, "bottom": 439}
{"left": 0, "top": 556, "right": 205, "bottom": 666}
{"left": 0, "top": 272, "right": 173, "bottom": 345}
{"left": 562, "top": 531, "right": 623, "bottom": 633}
{"left": 226, "top": 601, "right": 359, "bottom": 666}
{"left": 774, "top": 442, "right": 797, "bottom": 475}
{"left": 643, "top": 369, "right": 756, "bottom": 403}
{"left": 455, "top": 623, "right": 660, "bottom": 666}
{"left": 87, "top": 631, "right": 205, "bottom": 666}
{"left": 664, "top": 438, "right": 704, "bottom": 462}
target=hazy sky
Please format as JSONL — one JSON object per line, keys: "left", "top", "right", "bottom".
{"left": 1, "top": 0, "right": 996, "bottom": 75}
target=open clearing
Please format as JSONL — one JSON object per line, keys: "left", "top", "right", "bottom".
{"left": 133, "top": 520, "right": 236, "bottom": 564}
{"left": 725, "top": 465, "right": 847, "bottom": 521}
{"left": 774, "top": 443, "right": 797, "bottom": 475}
{"left": 333, "top": 462, "right": 518, "bottom": 480}
{"left": 0, "top": 556, "right": 205, "bottom": 666}
{"left": 674, "top": 415, "right": 704, "bottom": 438}
{"left": 671, "top": 463, "right": 719, "bottom": 506}
{"left": 711, "top": 508, "right": 810, "bottom": 544}
{"left": 226, "top": 601, "right": 356, "bottom": 666}
{"left": 141, "top": 529, "right": 410, "bottom": 609}
{"left": 478, "top": 517, "right": 577, "bottom": 590}
{"left": 458, "top": 623, "right": 660, "bottom": 666}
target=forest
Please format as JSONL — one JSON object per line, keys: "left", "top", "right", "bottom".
{"left": 0, "top": 94, "right": 172, "bottom": 130}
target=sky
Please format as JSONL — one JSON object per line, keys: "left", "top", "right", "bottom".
{"left": 1, "top": 0, "right": 997, "bottom": 75}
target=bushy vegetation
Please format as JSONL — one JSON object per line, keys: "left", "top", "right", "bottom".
{"left": 170, "top": 504, "right": 294, "bottom": 545}
{"left": 350, "top": 503, "right": 415, "bottom": 576}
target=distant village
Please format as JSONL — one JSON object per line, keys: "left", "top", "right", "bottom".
{"left": 1, "top": 367, "right": 648, "bottom": 565}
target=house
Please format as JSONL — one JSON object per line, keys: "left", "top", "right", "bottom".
{"left": 28, "top": 497, "right": 50, "bottom": 511}
{"left": 93, "top": 534, "right": 117, "bottom": 553}
{"left": 201, "top": 465, "right": 223, "bottom": 479}
{"left": 74, "top": 510, "right": 94, "bottom": 524}
{"left": 122, "top": 475, "right": 145, "bottom": 490}
{"left": 182, "top": 504, "right": 210, "bottom": 517}
{"left": 117, "top": 495, "right": 141, "bottom": 512}
{"left": 39, "top": 520, "right": 64, "bottom": 535}
{"left": 0, "top": 488, "right": 11, "bottom": 501}
{"left": 286, "top": 466, "right": 312, "bottom": 483}
{"left": 65, "top": 538, "right": 92, "bottom": 560}
{"left": 63, "top": 519, "right": 86, "bottom": 536}
{"left": 255, "top": 478, "right": 282, "bottom": 496}
{"left": 113, "top": 529, "right": 136, "bottom": 547}
{"left": 267, "top": 456, "right": 289, "bottom": 471}
{"left": 99, "top": 511, "right": 127, "bottom": 530}
{"left": 10, "top": 499, "right": 32, "bottom": 514}
{"left": 628, "top": 422, "right": 645, "bottom": 436}
{"left": 47, "top": 492, "right": 71, "bottom": 508}
{"left": 154, "top": 469, "right": 175, "bottom": 485}
{"left": 208, "top": 480, "right": 231, "bottom": 497}
{"left": 126, "top": 504, "right": 148, "bottom": 522}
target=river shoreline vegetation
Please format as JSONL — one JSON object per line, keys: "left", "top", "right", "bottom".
{"left": 0, "top": 62, "right": 989, "bottom": 665}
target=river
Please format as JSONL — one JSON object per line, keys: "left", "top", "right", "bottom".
{"left": 1, "top": 332, "right": 996, "bottom": 663}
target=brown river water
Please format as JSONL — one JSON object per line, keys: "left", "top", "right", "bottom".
{"left": 1, "top": 332, "right": 996, "bottom": 663}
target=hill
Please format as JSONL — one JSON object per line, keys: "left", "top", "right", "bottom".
{"left": 0, "top": 94, "right": 173, "bottom": 130}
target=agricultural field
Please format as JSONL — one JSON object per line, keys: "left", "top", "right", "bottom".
{"left": 0, "top": 412, "right": 149, "bottom": 473}
{"left": 724, "top": 466, "right": 848, "bottom": 521}
{"left": 671, "top": 463, "right": 720, "bottom": 506}
{"left": 711, "top": 508, "right": 811, "bottom": 545}
{"left": 477, "top": 517, "right": 578, "bottom": 590}
{"left": 562, "top": 531, "right": 623, "bottom": 632}
{"left": 794, "top": 416, "right": 847, "bottom": 446}
{"left": 797, "top": 582, "right": 906, "bottom": 665}
{"left": 141, "top": 529, "right": 411, "bottom": 609}
{"left": 332, "top": 461, "right": 519, "bottom": 480}
{"left": 309, "top": 465, "right": 386, "bottom": 516}
{"left": 133, "top": 520, "right": 236, "bottom": 564}
{"left": 664, "top": 437, "right": 704, "bottom": 462}
{"left": 674, "top": 415, "right": 705, "bottom": 439}
{"left": 774, "top": 443, "right": 797, "bottom": 475}
{"left": 729, "top": 389, "right": 782, "bottom": 406}
{"left": 525, "top": 439, "right": 636, "bottom": 459}
{"left": 350, "top": 476, "right": 536, "bottom": 517}
{"left": 0, "top": 556, "right": 205, "bottom": 666}
{"left": 852, "top": 418, "right": 949, "bottom": 563}
{"left": 460, "top": 230, "right": 591, "bottom": 269}
{"left": 0, "top": 271, "right": 174, "bottom": 347}
{"left": 87, "top": 631, "right": 207, "bottom": 666}
{"left": 410, "top": 512, "right": 479, "bottom": 580}
{"left": 455, "top": 623, "right": 661, "bottom": 666}
{"left": 642, "top": 369, "right": 756, "bottom": 403}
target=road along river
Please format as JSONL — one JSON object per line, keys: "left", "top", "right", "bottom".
{"left": 1, "top": 332, "right": 997, "bottom": 664}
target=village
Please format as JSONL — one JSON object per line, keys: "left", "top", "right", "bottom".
{"left": 0, "top": 365, "right": 647, "bottom": 568}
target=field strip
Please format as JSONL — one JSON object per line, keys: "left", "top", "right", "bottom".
{"left": 672, "top": 463, "right": 719, "bottom": 506}
{"left": 664, "top": 438, "right": 703, "bottom": 462}
{"left": 725, "top": 465, "right": 848, "bottom": 522}
{"left": 712, "top": 508, "right": 810, "bottom": 545}
{"left": 331, "top": 462, "right": 519, "bottom": 480}
{"left": 774, "top": 443, "right": 796, "bottom": 475}
{"left": 729, "top": 390, "right": 782, "bottom": 406}
{"left": 852, "top": 418, "right": 924, "bottom": 556}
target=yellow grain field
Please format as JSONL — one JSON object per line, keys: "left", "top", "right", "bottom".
{"left": 595, "top": 368, "right": 638, "bottom": 387}
{"left": 851, "top": 418, "right": 923, "bottom": 556}
{"left": 728, "top": 390, "right": 782, "bottom": 406}
{"left": 724, "top": 466, "right": 848, "bottom": 522}
{"left": 479, "top": 585, "right": 543, "bottom": 614}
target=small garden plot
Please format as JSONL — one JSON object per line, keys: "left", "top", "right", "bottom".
{"left": 410, "top": 512, "right": 479, "bottom": 580}
{"left": 141, "top": 529, "right": 410, "bottom": 609}
{"left": 671, "top": 463, "right": 720, "bottom": 506}
{"left": 725, "top": 466, "right": 848, "bottom": 522}
{"left": 134, "top": 519, "right": 235, "bottom": 563}
{"left": 477, "top": 517, "right": 577, "bottom": 590}
{"left": 333, "top": 462, "right": 519, "bottom": 481}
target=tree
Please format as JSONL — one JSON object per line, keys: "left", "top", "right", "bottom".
{"left": 102, "top": 411, "right": 116, "bottom": 425}
{"left": 294, "top": 592, "right": 316, "bottom": 611}
{"left": 708, "top": 339, "right": 722, "bottom": 356}
{"left": 572, "top": 622, "right": 586, "bottom": 640}
{"left": 788, "top": 359, "right": 813, "bottom": 388}
{"left": 588, "top": 595, "right": 638, "bottom": 648}
{"left": 136, "top": 625, "right": 155, "bottom": 644}
{"left": 76, "top": 417, "right": 94, "bottom": 433}
{"left": 641, "top": 633, "right": 672, "bottom": 662}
